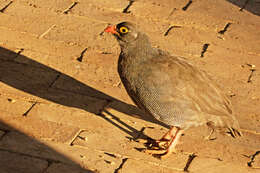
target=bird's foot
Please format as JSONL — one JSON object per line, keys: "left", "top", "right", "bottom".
{"left": 137, "top": 127, "right": 182, "bottom": 159}
{"left": 143, "top": 138, "right": 176, "bottom": 159}
{"left": 152, "top": 139, "right": 169, "bottom": 149}
{"left": 141, "top": 138, "right": 170, "bottom": 150}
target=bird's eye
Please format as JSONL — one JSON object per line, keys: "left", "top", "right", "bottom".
{"left": 119, "top": 26, "right": 128, "bottom": 34}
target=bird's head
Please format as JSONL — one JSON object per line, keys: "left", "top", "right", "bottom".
{"left": 104, "top": 22, "right": 139, "bottom": 44}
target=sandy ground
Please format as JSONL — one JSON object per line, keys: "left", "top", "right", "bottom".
{"left": 0, "top": 0, "right": 260, "bottom": 172}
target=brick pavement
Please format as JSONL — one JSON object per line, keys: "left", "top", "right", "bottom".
{"left": 0, "top": 0, "right": 260, "bottom": 172}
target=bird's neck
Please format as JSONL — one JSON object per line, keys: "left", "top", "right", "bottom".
{"left": 119, "top": 33, "right": 155, "bottom": 62}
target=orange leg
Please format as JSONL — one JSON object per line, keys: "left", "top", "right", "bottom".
{"left": 149, "top": 126, "right": 177, "bottom": 149}
{"left": 161, "top": 126, "right": 177, "bottom": 140}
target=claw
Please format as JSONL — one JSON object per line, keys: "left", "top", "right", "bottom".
{"left": 148, "top": 139, "right": 169, "bottom": 148}
{"left": 157, "top": 140, "right": 169, "bottom": 148}
{"left": 136, "top": 138, "right": 169, "bottom": 149}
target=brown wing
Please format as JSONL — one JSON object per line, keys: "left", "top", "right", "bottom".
{"left": 133, "top": 55, "right": 239, "bottom": 132}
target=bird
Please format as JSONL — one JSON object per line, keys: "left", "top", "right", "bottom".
{"left": 104, "top": 21, "right": 242, "bottom": 158}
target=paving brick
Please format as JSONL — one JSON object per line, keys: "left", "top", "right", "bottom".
{"left": 0, "top": 12, "right": 55, "bottom": 37}
{"left": 0, "top": 0, "right": 72, "bottom": 36}
{"left": 15, "top": 50, "right": 74, "bottom": 72}
{"left": 0, "top": 28, "right": 84, "bottom": 57}
{"left": 26, "top": 103, "right": 64, "bottom": 122}
{"left": 0, "top": 131, "right": 73, "bottom": 163}
{"left": 17, "top": 0, "right": 72, "bottom": 13}
{"left": 28, "top": 101, "right": 106, "bottom": 128}
{"left": 26, "top": 83, "right": 108, "bottom": 113}
{"left": 131, "top": 0, "right": 185, "bottom": 8}
{"left": 13, "top": 49, "right": 113, "bottom": 91}
{"left": 51, "top": 124, "right": 80, "bottom": 144}
{"left": 39, "top": 87, "right": 107, "bottom": 113}
{"left": 0, "top": 60, "right": 59, "bottom": 95}
{"left": 40, "top": 16, "right": 100, "bottom": 45}
{"left": 119, "top": 158, "right": 181, "bottom": 173}
{"left": 71, "top": 1, "right": 134, "bottom": 24}
{"left": 169, "top": 1, "right": 233, "bottom": 25}
{"left": 45, "top": 163, "right": 93, "bottom": 173}
{"left": 0, "top": 96, "right": 33, "bottom": 117}
{"left": 231, "top": 97, "right": 260, "bottom": 133}
{"left": 1, "top": 2, "right": 110, "bottom": 43}
{"left": 148, "top": 27, "right": 212, "bottom": 58}
{"left": 220, "top": 23, "right": 260, "bottom": 54}
{"left": 51, "top": 73, "right": 131, "bottom": 103}
{"left": 188, "top": 0, "right": 255, "bottom": 23}
{"left": 130, "top": 1, "right": 172, "bottom": 20}
{"left": 78, "top": 0, "right": 129, "bottom": 12}
{"left": 0, "top": 150, "right": 48, "bottom": 173}
{"left": 0, "top": 115, "right": 80, "bottom": 144}
{"left": 189, "top": 157, "right": 258, "bottom": 173}
{"left": 38, "top": 14, "right": 120, "bottom": 55}
{"left": 70, "top": 51, "right": 120, "bottom": 88}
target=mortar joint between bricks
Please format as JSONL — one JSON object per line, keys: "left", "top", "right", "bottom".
{"left": 0, "top": 1, "right": 13, "bottom": 13}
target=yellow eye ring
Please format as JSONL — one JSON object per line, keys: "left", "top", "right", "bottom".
{"left": 119, "top": 26, "right": 128, "bottom": 34}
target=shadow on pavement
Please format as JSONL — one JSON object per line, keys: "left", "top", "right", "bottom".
{"left": 226, "top": 0, "right": 260, "bottom": 16}
{"left": 0, "top": 121, "right": 94, "bottom": 173}
{"left": 0, "top": 47, "right": 168, "bottom": 139}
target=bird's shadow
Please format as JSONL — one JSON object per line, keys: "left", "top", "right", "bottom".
{"left": 0, "top": 46, "right": 168, "bottom": 140}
